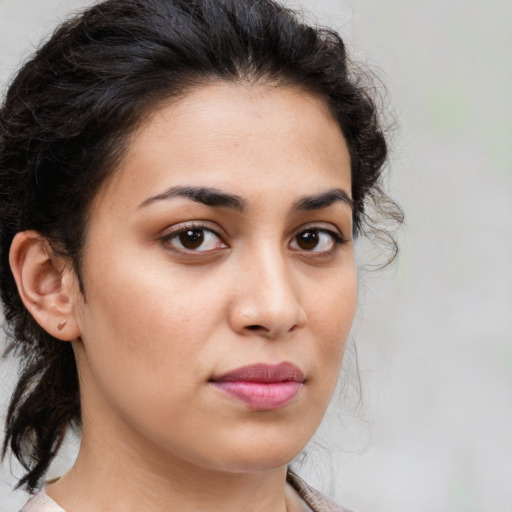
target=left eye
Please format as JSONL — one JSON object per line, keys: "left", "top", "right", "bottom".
{"left": 289, "top": 229, "right": 341, "bottom": 253}
{"left": 164, "top": 227, "right": 227, "bottom": 252}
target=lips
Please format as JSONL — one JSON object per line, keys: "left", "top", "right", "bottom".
{"left": 210, "top": 362, "right": 305, "bottom": 410}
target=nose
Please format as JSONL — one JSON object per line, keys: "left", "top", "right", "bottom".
{"left": 228, "top": 248, "right": 307, "bottom": 339}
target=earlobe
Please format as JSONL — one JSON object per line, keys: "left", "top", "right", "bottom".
{"left": 9, "top": 230, "right": 81, "bottom": 341}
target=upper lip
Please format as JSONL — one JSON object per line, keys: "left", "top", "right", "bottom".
{"left": 211, "top": 362, "right": 305, "bottom": 383}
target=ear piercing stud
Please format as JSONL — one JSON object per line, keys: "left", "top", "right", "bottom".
{"left": 57, "top": 321, "right": 67, "bottom": 331}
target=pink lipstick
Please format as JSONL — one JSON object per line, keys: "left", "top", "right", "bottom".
{"left": 210, "top": 362, "right": 305, "bottom": 410}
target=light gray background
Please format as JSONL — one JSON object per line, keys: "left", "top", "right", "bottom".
{"left": 1, "top": 0, "right": 511, "bottom": 511}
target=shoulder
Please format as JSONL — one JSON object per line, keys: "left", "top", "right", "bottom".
{"left": 287, "top": 471, "right": 358, "bottom": 512}
{"left": 20, "top": 490, "right": 66, "bottom": 512}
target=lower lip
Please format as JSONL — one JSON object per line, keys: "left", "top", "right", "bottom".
{"left": 211, "top": 381, "right": 303, "bottom": 410}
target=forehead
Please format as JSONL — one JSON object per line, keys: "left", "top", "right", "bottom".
{"left": 94, "top": 82, "right": 351, "bottom": 212}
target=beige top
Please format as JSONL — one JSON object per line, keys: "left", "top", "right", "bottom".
{"left": 20, "top": 472, "right": 355, "bottom": 512}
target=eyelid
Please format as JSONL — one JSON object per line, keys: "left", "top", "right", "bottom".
{"left": 292, "top": 222, "right": 346, "bottom": 240}
{"left": 160, "top": 221, "right": 228, "bottom": 253}
{"left": 289, "top": 223, "right": 347, "bottom": 253}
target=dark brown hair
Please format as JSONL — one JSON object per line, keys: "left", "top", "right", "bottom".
{"left": 0, "top": 0, "right": 402, "bottom": 491}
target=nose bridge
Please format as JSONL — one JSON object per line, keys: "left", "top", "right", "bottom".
{"left": 231, "top": 237, "right": 306, "bottom": 336}
{"left": 251, "top": 241, "right": 293, "bottom": 305}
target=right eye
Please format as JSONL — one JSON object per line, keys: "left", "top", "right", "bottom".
{"left": 162, "top": 225, "right": 228, "bottom": 253}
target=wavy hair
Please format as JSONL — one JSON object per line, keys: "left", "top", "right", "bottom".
{"left": 0, "top": 0, "right": 402, "bottom": 491}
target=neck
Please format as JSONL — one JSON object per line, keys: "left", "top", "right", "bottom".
{"left": 46, "top": 410, "right": 302, "bottom": 512}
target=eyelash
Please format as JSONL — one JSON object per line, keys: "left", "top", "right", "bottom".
{"left": 160, "top": 223, "right": 346, "bottom": 256}
{"left": 160, "top": 223, "right": 227, "bottom": 253}
{"left": 289, "top": 228, "right": 346, "bottom": 254}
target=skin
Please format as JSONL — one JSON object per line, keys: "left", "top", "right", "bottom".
{"left": 11, "top": 82, "right": 356, "bottom": 512}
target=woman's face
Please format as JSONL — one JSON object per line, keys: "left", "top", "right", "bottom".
{"left": 70, "top": 82, "right": 357, "bottom": 474}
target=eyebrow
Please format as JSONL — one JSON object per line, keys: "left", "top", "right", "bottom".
{"left": 138, "top": 185, "right": 353, "bottom": 212}
{"left": 292, "top": 189, "right": 353, "bottom": 212}
{"left": 138, "top": 186, "right": 246, "bottom": 211}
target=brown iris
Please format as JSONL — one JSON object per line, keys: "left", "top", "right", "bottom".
{"left": 179, "top": 229, "right": 205, "bottom": 250}
{"left": 295, "top": 230, "right": 319, "bottom": 250}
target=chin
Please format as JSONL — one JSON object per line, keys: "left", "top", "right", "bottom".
{"left": 209, "top": 452, "right": 299, "bottom": 475}
{"left": 193, "top": 428, "right": 312, "bottom": 475}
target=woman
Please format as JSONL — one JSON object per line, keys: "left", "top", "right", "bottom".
{"left": 0, "top": 0, "right": 401, "bottom": 510}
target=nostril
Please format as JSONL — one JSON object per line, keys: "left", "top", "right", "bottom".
{"left": 246, "top": 325, "right": 263, "bottom": 331}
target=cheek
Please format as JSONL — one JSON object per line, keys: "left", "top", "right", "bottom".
{"left": 307, "top": 269, "right": 357, "bottom": 376}
{"left": 75, "top": 252, "right": 221, "bottom": 392}
{"left": 74, "top": 265, "right": 217, "bottom": 437}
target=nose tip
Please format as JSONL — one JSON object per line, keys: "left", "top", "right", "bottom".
{"left": 229, "top": 260, "right": 307, "bottom": 339}
{"left": 243, "top": 314, "right": 304, "bottom": 338}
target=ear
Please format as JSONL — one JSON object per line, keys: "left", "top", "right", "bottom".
{"left": 9, "top": 230, "right": 81, "bottom": 341}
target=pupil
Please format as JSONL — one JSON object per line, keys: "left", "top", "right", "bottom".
{"left": 298, "top": 231, "right": 318, "bottom": 250}
{"left": 179, "top": 229, "right": 204, "bottom": 249}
